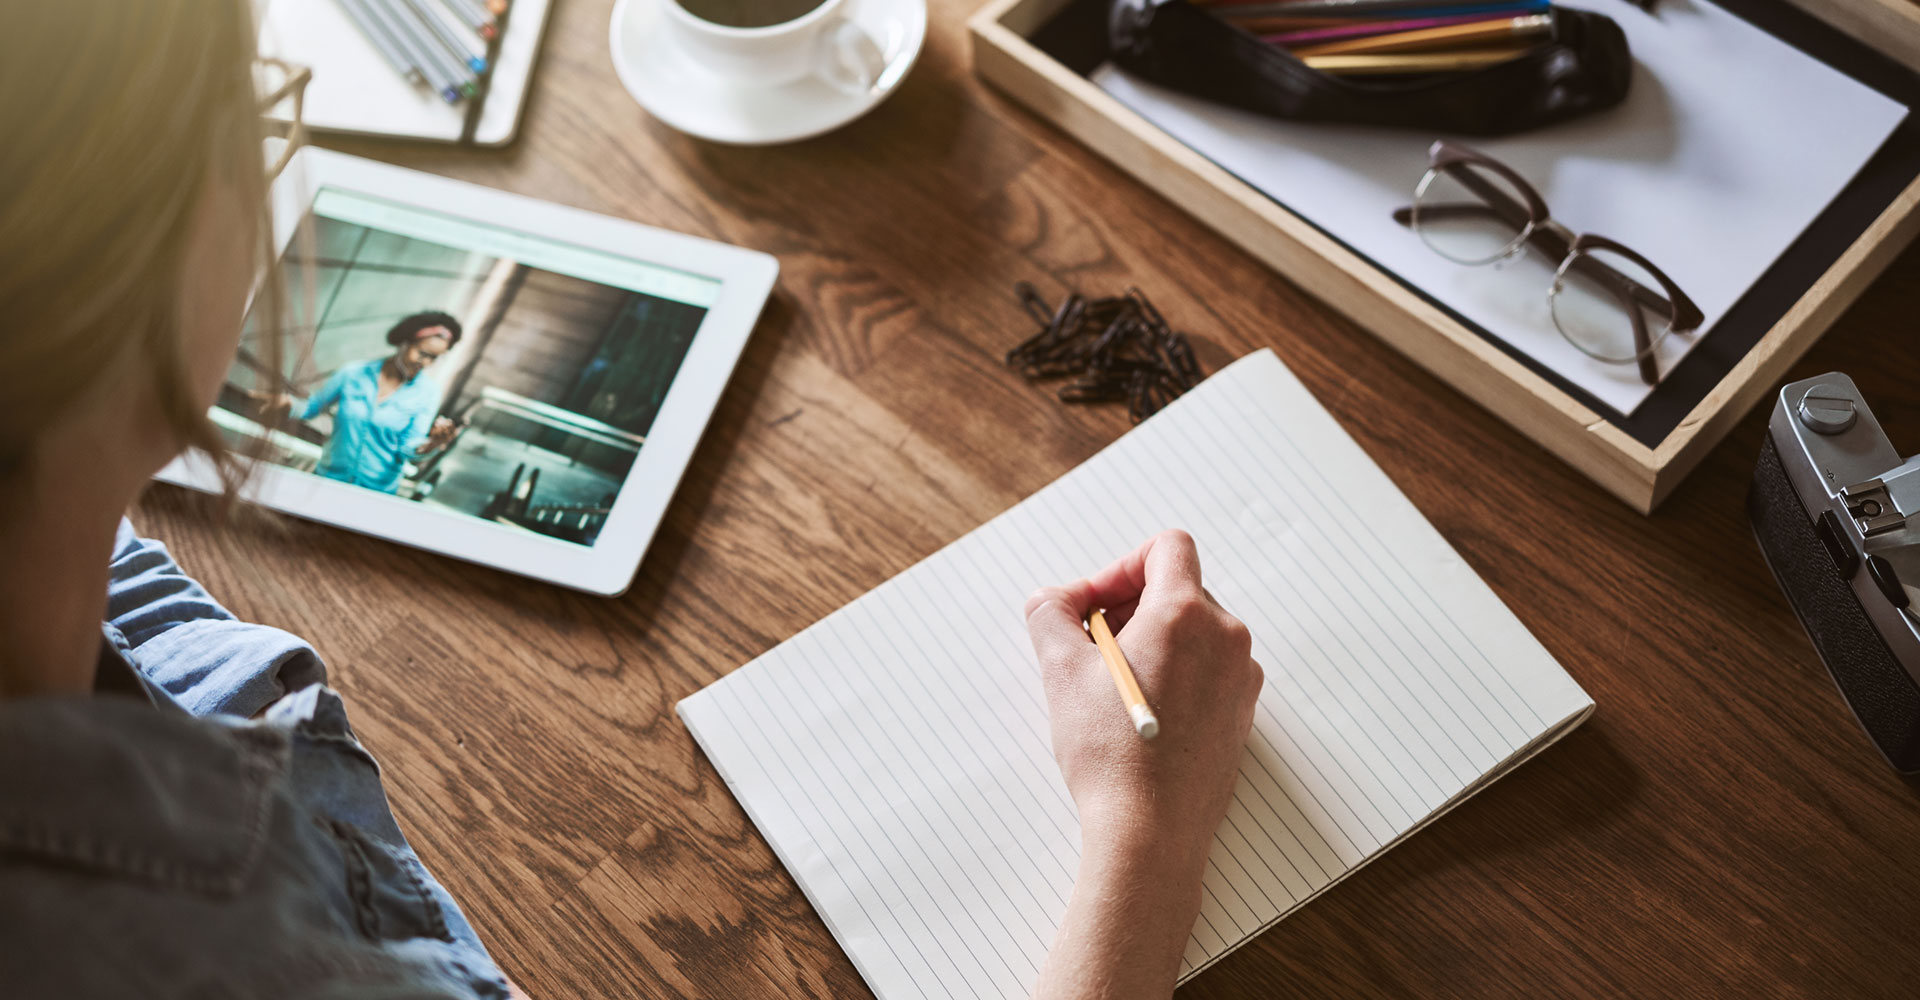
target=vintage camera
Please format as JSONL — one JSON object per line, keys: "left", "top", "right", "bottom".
{"left": 1750, "top": 374, "right": 1920, "bottom": 773}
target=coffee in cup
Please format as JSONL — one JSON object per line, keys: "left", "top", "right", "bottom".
{"left": 661, "top": 0, "right": 886, "bottom": 92}
{"left": 674, "top": 0, "right": 825, "bottom": 28}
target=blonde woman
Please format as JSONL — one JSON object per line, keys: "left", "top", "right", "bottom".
{"left": 0, "top": 2, "right": 1262, "bottom": 998}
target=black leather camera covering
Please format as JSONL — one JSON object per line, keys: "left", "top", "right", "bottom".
{"left": 1750, "top": 435, "right": 1920, "bottom": 773}
{"left": 1108, "top": 0, "right": 1634, "bottom": 136}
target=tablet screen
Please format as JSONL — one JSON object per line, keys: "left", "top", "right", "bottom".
{"left": 215, "top": 187, "right": 721, "bottom": 549}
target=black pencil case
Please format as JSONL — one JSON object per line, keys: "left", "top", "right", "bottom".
{"left": 1107, "top": 0, "right": 1633, "bottom": 136}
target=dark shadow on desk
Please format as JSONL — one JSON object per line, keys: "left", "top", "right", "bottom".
{"left": 611, "top": 289, "right": 798, "bottom": 643}
{"left": 1184, "top": 721, "right": 1642, "bottom": 998}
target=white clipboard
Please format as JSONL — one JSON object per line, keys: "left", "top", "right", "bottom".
{"left": 258, "top": 0, "right": 553, "bottom": 146}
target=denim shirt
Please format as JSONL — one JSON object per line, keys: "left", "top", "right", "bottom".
{"left": 0, "top": 521, "right": 510, "bottom": 999}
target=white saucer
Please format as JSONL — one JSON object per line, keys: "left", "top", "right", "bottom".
{"left": 609, "top": 0, "right": 925, "bottom": 146}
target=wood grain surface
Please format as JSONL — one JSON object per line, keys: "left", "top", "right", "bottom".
{"left": 132, "top": 0, "right": 1920, "bottom": 995}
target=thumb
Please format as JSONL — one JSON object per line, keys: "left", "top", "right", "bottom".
{"left": 1023, "top": 581, "right": 1095, "bottom": 669}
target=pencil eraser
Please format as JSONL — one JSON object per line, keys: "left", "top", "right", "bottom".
{"left": 1131, "top": 705, "right": 1159, "bottom": 741}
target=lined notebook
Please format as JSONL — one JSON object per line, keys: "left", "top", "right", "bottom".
{"left": 679, "top": 349, "right": 1593, "bottom": 999}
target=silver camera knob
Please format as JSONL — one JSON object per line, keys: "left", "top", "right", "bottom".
{"left": 1798, "top": 384, "right": 1858, "bottom": 435}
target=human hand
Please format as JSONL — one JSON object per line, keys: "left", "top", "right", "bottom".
{"left": 247, "top": 390, "right": 294, "bottom": 418}
{"left": 1023, "top": 529, "right": 1262, "bottom": 868}
{"left": 418, "top": 416, "right": 463, "bottom": 454}
{"left": 1024, "top": 530, "right": 1264, "bottom": 1000}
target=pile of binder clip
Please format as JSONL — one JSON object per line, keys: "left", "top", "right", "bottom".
{"left": 1005, "top": 282, "right": 1205, "bottom": 424}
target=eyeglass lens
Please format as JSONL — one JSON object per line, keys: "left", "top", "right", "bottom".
{"left": 1550, "top": 247, "right": 1675, "bottom": 364}
{"left": 1410, "top": 163, "right": 1532, "bottom": 266}
{"left": 1412, "top": 158, "right": 1678, "bottom": 366}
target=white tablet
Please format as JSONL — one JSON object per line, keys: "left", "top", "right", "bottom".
{"left": 158, "top": 147, "right": 777, "bottom": 595}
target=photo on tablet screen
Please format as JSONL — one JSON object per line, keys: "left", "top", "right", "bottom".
{"left": 214, "top": 187, "right": 721, "bottom": 548}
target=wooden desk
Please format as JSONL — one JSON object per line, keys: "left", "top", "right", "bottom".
{"left": 134, "top": 1, "right": 1920, "bottom": 995}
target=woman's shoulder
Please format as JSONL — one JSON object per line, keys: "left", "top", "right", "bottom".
{"left": 328, "top": 358, "right": 384, "bottom": 379}
{"left": 402, "top": 372, "right": 443, "bottom": 405}
{"left": 322, "top": 359, "right": 382, "bottom": 394}
{"left": 0, "top": 694, "right": 508, "bottom": 999}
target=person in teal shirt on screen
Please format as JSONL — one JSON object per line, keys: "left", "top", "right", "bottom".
{"left": 276, "top": 311, "right": 465, "bottom": 494}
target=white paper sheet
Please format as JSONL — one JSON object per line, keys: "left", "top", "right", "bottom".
{"left": 679, "top": 350, "right": 1594, "bottom": 1000}
{"left": 1094, "top": 0, "right": 1906, "bottom": 415}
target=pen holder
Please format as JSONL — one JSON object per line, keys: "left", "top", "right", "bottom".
{"left": 1107, "top": 0, "right": 1631, "bottom": 136}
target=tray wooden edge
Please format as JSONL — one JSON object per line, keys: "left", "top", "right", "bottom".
{"left": 968, "top": 0, "right": 1920, "bottom": 514}
{"left": 1646, "top": 169, "right": 1920, "bottom": 506}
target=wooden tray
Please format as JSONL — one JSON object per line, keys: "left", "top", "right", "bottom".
{"left": 968, "top": 0, "right": 1920, "bottom": 512}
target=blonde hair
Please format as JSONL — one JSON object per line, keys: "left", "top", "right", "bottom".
{"left": 0, "top": 0, "right": 280, "bottom": 486}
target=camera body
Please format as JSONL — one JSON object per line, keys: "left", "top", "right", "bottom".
{"left": 1749, "top": 374, "right": 1920, "bottom": 772}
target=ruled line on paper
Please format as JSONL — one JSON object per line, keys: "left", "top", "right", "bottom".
{"left": 1204, "top": 376, "right": 1545, "bottom": 736}
{"left": 680, "top": 349, "right": 1592, "bottom": 1000}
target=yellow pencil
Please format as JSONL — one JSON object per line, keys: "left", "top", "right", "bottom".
{"left": 1292, "top": 14, "right": 1552, "bottom": 58}
{"left": 1300, "top": 49, "right": 1530, "bottom": 74}
{"left": 1087, "top": 609, "right": 1160, "bottom": 740}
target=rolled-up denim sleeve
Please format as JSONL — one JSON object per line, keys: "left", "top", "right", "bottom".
{"left": 107, "top": 519, "right": 327, "bottom": 718}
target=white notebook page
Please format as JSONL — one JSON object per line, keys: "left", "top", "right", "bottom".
{"left": 679, "top": 349, "right": 1593, "bottom": 999}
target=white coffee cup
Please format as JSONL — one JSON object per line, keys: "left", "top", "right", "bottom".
{"left": 663, "top": 0, "right": 887, "bottom": 93}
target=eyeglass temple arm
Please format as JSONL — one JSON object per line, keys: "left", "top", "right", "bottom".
{"left": 257, "top": 65, "right": 310, "bottom": 109}
{"left": 257, "top": 61, "right": 311, "bottom": 181}
{"left": 1620, "top": 285, "right": 1659, "bottom": 385}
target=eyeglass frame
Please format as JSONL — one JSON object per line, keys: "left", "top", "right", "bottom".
{"left": 257, "top": 57, "right": 312, "bottom": 182}
{"left": 231, "top": 58, "right": 312, "bottom": 397}
{"left": 1391, "top": 140, "right": 1704, "bottom": 386}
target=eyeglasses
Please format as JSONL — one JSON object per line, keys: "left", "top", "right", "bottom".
{"left": 1392, "top": 140, "right": 1702, "bottom": 386}
{"left": 256, "top": 57, "right": 312, "bottom": 182}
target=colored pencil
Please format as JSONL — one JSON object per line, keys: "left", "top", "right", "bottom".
{"left": 1264, "top": 9, "right": 1530, "bottom": 45}
{"left": 371, "top": 0, "right": 478, "bottom": 97}
{"left": 341, "top": 0, "right": 447, "bottom": 98}
{"left": 400, "top": 0, "right": 488, "bottom": 72}
{"left": 1293, "top": 13, "right": 1551, "bottom": 55}
{"left": 440, "top": 0, "right": 501, "bottom": 39}
{"left": 1217, "top": 0, "right": 1546, "bottom": 20}
{"left": 1235, "top": 7, "right": 1545, "bottom": 36}
{"left": 332, "top": 0, "right": 421, "bottom": 83}
{"left": 1302, "top": 47, "right": 1532, "bottom": 73}
{"left": 353, "top": 0, "right": 464, "bottom": 102}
